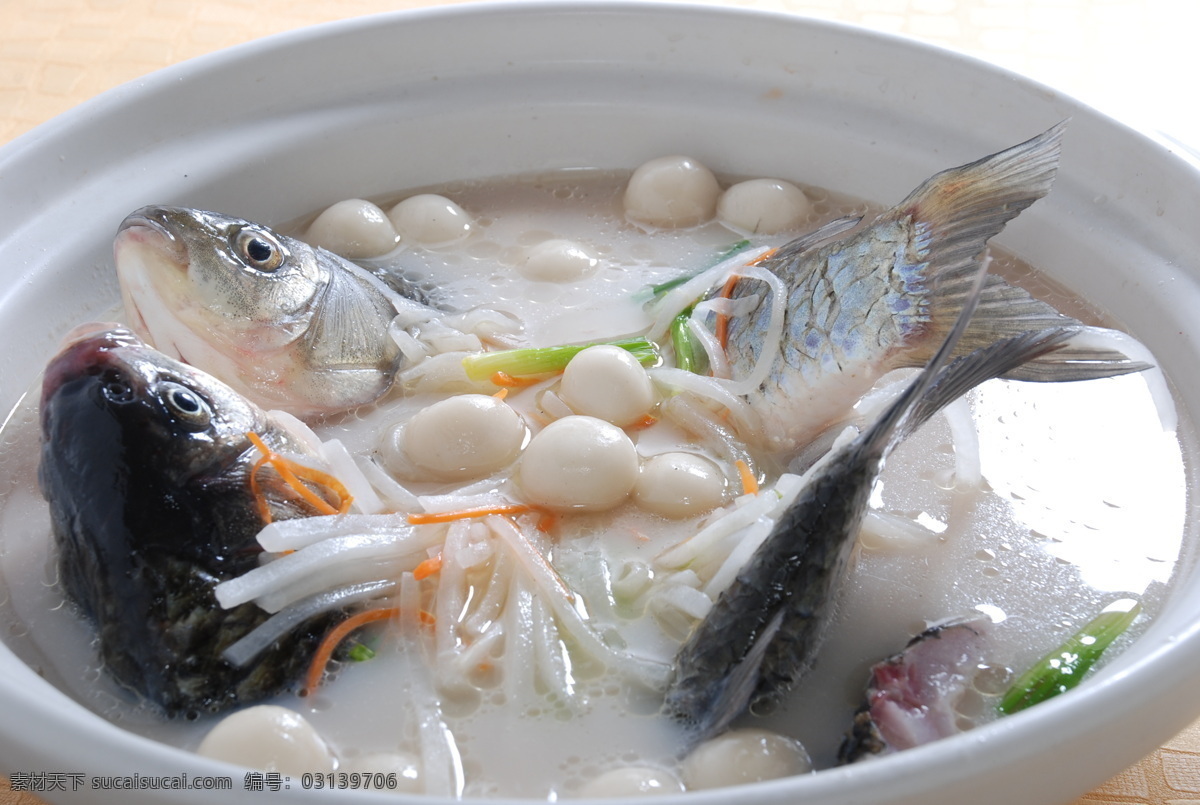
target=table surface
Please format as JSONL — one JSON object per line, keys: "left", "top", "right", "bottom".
{"left": 1, "top": 1, "right": 1197, "bottom": 804}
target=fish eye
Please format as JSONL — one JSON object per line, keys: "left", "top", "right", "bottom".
{"left": 234, "top": 228, "right": 286, "bottom": 273}
{"left": 159, "top": 381, "right": 213, "bottom": 429}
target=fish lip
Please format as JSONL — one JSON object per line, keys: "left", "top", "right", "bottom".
{"left": 115, "top": 205, "right": 190, "bottom": 265}
{"left": 40, "top": 327, "right": 142, "bottom": 412}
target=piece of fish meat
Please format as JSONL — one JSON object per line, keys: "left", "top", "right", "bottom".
{"left": 38, "top": 325, "right": 344, "bottom": 715}
{"left": 663, "top": 279, "right": 1088, "bottom": 739}
{"left": 838, "top": 617, "right": 991, "bottom": 763}
{"left": 722, "top": 122, "right": 1146, "bottom": 455}
{"left": 114, "top": 206, "right": 435, "bottom": 417}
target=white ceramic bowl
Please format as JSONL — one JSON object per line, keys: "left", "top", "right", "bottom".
{"left": 3, "top": 3, "right": 1200, "bottom": 804}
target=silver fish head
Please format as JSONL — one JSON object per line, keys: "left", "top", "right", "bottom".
{"left": 114, "top": 205, "right": 404, "bottom": 417}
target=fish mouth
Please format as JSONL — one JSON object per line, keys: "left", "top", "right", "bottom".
{"left": 115, "top": 205, "right": 191, "bottom": 266}
{"left": 40, "top": 327, "right": 145, "bottom": 412}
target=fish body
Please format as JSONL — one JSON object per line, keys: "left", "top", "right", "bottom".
{"left": 838, "top": 617, "right": 991, "bottom": 764}
{"left": 723, "top": 123, "right": 1143, "bottom": 455}
{"left": 38, "top": 326, "right": 336, "bottom": 715}
{"left": 663, "top": 318, "right": 1082, "bottom": 740}
{"left": 114, "top": 206, "right": 430, "bottom": 417}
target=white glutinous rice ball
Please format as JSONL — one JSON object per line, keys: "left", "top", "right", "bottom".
{"left": 388, "top": 193, "right": 473, "bottom": 248}
{"left": 517, "top": 238, "right": 599, "bottom": 282}
{"left": 559, "top": 344, "right": 655, "bottom": 426}
{"left": 196, "top": 705, "right": 336, "bottom": 776}
{"left": 340, "top": 752, "right": 423, "bottom": 792}
{"left": 399, "top": 394, "right": 526, "bottom": 481}
{"left": 717, "top": 178, "right": 813, "bottom": 235}
{"left": 519, "top": 416, "right": 639, "bottom": 511}
{"left": 634, "top": 452, "right": 727, "bottom": 518}
{"left": 680, "top": 728, "right": 812, "bottom": 790}
{"left": 623, "top": 155, "right": 721, "bottom": 228}
{"left": 576, "top": 766, "right": 686, "bottom": 797}
{"left": 306, "top": 198, "right": 399, "bottom": 259}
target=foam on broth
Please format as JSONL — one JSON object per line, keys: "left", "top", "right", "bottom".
{"left": 0, "top": 166, "right": 1190, "bottom": 796}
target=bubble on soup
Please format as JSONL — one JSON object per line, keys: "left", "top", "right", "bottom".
{"left": 518, "top": 416, "right": 639, "bottom": 511}
{"left": 623, "top": 155, "right": 720, "bottom": 228}
{"left": 634, "top": 452, "right": 727, "bottom": 518}
{"left": 575, "top": 765, "right": 686, "bottom": 797}
{"left": 559, "top": 345, "right": 655, "bottom": 427}
{"left": 381, "top": 394, "right": 526, "bottom": 482}
{"left": 517, "top": 238, "right": 599, "bottom": 282}
{"left": 196, "top": 705, "right": 336, "bottom": 775}
{"left": 718, "top": 178, "right": 813, "bottom": 235}
{"left": 680, "top": 728, "right": 812, "bottom": 789}
{"left": 389, "top": 193, "right": 473, "bottom": 248}
{"left": 305, "top": 199, "right": 399, "bottom": 259}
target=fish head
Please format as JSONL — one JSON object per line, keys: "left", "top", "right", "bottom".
{"left": 40, "top": 324, "right": 267, "bottom": 494}
{"left": 115, "top": 205, "right": 324, "bottom": 354}
{"left": 114, "top": 205, "right": 405, "bottom": 417}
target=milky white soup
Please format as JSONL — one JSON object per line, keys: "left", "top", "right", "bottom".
{"left": 0, "top": 162, "right": 1191, "bottom": 798}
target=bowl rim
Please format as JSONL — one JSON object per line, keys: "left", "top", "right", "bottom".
{"left": 4, "top": 3, "right": 1200, "bottom": 803}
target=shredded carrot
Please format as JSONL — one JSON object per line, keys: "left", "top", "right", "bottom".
{"left": 628, "top": 414, "right": 659, "bottom": 430}
{"left": 304, "top": 607, "right": 398, "bottom": 693}
{"left": 413, "top": 553, "right": 443, "bottom": 581}
{"left": 748, "top": 247, "right": 778, "bottom": 266}
{"left": 246, "top": 432, "right": 354, "bottom": 524}
{"left": 735, "top": 459, "right": 759, "bottom": 495}
{"left": 408, "top": 503, "right": 539, "bottom": 525}
{"left": 304, "top": 607, "right": 434, "bottom": 693}
{"left": 490, "top": 371, "right": 545, "bottom": 387}
{"left": 714, "top": 248, "right": 780, "bottom": 353}
{"left": 492, "top": 387, "right": 510, "bottom": 400}
{"left": 535, "top": 510, "right": 558, "bottom": 534}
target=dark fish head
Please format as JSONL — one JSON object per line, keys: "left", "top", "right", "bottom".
{"left": 38, "top": 325, "right": 332, "bottom": 715}
{"left": 113, "top": 205, "right": 406, "bottom": 417}
{"left": 40, "top": 323, "right": 267, "bottom": 492}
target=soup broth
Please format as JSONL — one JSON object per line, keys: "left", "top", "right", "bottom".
{"left": 0, "top": 166, "right": 1191, "bottom": 797}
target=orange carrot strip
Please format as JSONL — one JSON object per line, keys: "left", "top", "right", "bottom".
{"left": 735, "top": 459, "right": 759, "bottom": 495}
{"left": 628, "top": 414, "right": 659, "bottom": 430}
{"left": 408, "top": 503, "right": 538, "bottom": 525}
{"left": 304, "top": 607, "right": 399, "bottom": 693}
{"left": 245, "top": 431, "right": 354, "bottom": 518}
{"left": 713, "top": 273, "right": 741, "bottom": 352}
{"left": 748, "top": 247, "right": 779, "bottom": 266}
{"left": 714, "top": 249, "right": 780, "bottom": 353}
{"left": 248, "top": 452, "right": 275, "bottom": 524}
{"left": 490, "top": 371, "right": 545, "bottom": 388}
{"left": 413, "top": 554, "right": 444, "bottom": 581}
{"left": 492, "top": 387, "right": 510, "bottom": 400}
{"left": 535, "top": 510, "right": 558, "bottom": 534}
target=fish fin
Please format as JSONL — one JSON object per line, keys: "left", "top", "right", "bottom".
{"left": 771, "top": 214, "right": 864, "bottom": 262}
{"left": 690, "top": 609, "right": 786, "bottom": 742}
{"left": 917, "top": 272, "right": 1151, "bottom": 381}
{"left": 303, "top": 251, "right": 402, "bottom": 371}
{"left": 894, "top": 121, "right": 1065, "bottom": 292}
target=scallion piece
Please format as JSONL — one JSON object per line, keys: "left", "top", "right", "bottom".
{"left": 670, "top": 308, "right": 707, "bottom": 375}
{"left": 347, "top": 643, "right": 376, "bottom": 663}
{"left": 998, "top": 598, "right": 1142, "bottom": 715}
{"left": 461, "top": 337, "right": 660, "bottom": 381}
{"left": 640, "top": 239, "right": 753, "bottom": 301}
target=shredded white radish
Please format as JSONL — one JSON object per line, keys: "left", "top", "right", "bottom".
{"left": 941, "top": 396, "right": 982, "bottom": 489}
{"left": 649, "top": 367, "right": 762, "bottom": 438}
{"left": 221, "top": 579, "right": 398, "bottom": 667}
{"left": 712, "top": 262, "right": 788, "bottom": 396}
{"left": 355, "top": 457, "right": 422, "bottom": 511}
{"left": 685, "top": 316, "right": 731, "bottom": 380}
{"left": 1066, "top": 327, "right": 1177, "bottom": 432}
{"left": 859, "top": 509, "right": 944, "bottom": 551}
{"left": 645, "top": 245, "right": 774, "bottom": 342}
{"left": 319, "top": 438, "right": 386, "bottom": 514}
{"left": 256, "top": 513, "right": 414, "bottom": 554}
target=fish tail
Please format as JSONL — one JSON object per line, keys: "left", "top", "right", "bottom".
{"left": 903, "top": 121, "right": 1150, "bottom": 379}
